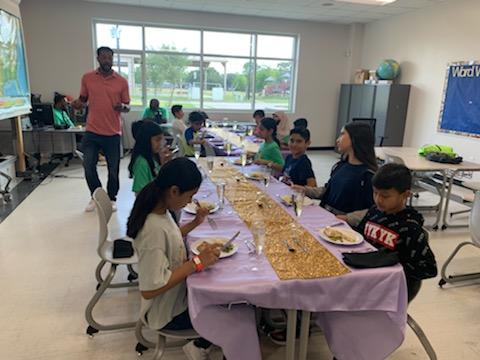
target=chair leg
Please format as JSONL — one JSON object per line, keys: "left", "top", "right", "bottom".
{"left": 135, "top": 320, "right": 156, "bottom": 351}
{"left": 95, "top": 259, "right": 107, "bottom": 285}
{"left": 152, "top": 334, "right": 167, "bottom": 360}
{"left": 85, "top": 264, "right": 136, "bottom": 336}
{"left": 127, "top": 264, "right": 138, "bottom": 282}
{"left": 439, "top": 241, "right": 480, "bottom": 287}
{"left": 407, "top": 314, "right": 437, "bottom": 360}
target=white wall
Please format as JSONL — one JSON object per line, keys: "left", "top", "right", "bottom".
{"left": 0, "top": 0, "right": 21, "bottom": 17}
{"left": 19, "top": 0, "right": 354, "bottom": 147}
{"left": 360, "top": 0, "right": 480, "bottom": 163}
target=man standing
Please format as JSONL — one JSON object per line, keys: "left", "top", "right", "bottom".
{"left": 73, "top": 46, "right": 130, "bottom": 212}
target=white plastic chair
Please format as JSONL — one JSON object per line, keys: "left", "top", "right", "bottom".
{"left": 134, "top": 319, "right": 201, "bottom": 359}
{"left": 439, "top": 190, "right": 480, "bottom": 287}
{"left": 85, "top": 188, "right": 138, "bottom": 336}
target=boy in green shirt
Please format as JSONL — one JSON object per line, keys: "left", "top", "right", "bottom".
{"left": 53, "top": 93, "right": 75, "bottom": 128}
{"left": 142, "top": 98, "right": 168, "bottom": 124}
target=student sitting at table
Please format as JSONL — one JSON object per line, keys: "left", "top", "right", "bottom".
{"left": 293, "top": 117, "right": 308, "bottom": 131}
{"left": 253, "top": 117, "right": 285, "bottom": 171}
{"left": 142, "top": 98, "right": 168, "bottom": 124}
{"left": 252, "top": 109, "right": 265, "bottom": 135}
{"left": 272, "top": 111, "right": 290, "bottom": 149}
{"left": 53, "top": 93, "right": 75, "bottom": 129}
{"left": 128, "top": 120, "right": 172, "bottom": 194}
{"left": 171, "top": 104, "right": 186, "bottom": 133}
{"left": 127, "top": 158, "right": 221, "bottom": 360}
{"left": 356, "top": 163, "right": 437, "bottom": 302}
{"left": 184, "top": 111, "right": 206, "bottom": 157}
{"left": 292, "top": 122, "right": 377, "bottom": 225}
{"left": 282, "top": 128, "right": 317, "bottom": 187}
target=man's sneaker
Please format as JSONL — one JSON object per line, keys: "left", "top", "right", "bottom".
{"left": 182, "top": 341, "right": 209, "bottom": 360}
{"left": 85, "top": 199, "right": 96, "bottom": 212}
{"left": 111, "top": 201, "right": 117, "bottom": 212}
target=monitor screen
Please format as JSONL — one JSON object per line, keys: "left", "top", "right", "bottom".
{"left": 0, "top": 9, "right": 31, "bottom": 121}
{"left": 31, "top": 103, "right": 53, "bottom": 127}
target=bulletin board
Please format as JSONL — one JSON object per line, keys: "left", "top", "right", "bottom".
{"left": 438, "top": 61, "right": 480, "bottom": 138}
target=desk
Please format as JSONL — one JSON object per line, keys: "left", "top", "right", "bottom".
{"left": 376, "top": 147, "right": 480, "bottom": 229}
{"left": 183, "top": 159, "right": 407, "bottom": 360}
{"left": 22, "top": 125, "right": 85, "bottom": 156}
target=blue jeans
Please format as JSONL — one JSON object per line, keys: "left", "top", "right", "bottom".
{"left": 81, "top": 131, "right": 121, "bottom": 201}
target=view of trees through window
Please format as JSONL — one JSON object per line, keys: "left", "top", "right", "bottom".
{"left": 95, "top": 22, "right": 297, "bottom": 111}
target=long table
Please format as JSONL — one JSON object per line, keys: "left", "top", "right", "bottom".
{"left": 376, "top": 147, "right": 480, "bottom": 230}
{"left": 183, "top": 159, "right": 408, "bottom": 360}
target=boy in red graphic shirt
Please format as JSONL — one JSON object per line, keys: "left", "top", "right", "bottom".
{"left": 356, "top": 163, "right": 437, "bottom": 302}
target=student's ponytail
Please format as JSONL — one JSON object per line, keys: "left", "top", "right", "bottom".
{"left": 261, "top": 117, "right": 280, "bottom": 147}
{"left": 127, "top": 158, "right": 203, "bottom": 238}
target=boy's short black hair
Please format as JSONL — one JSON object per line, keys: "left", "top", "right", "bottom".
{"left": 97, "top": 46, "right": 114, "bottom": 56}
{"left": 188, "top": 111, "right": 204, "bottom": 125}
{"left": 293, "top": 118, "right": 308, "bottom": 129}
{"left": 171, "top": 104, "right": 183, "bottom": 115}
{"left": 253, "top": 109, "right": 265, "bottom": 118}
{"left": 199, "top": 111, "right": 209, "bottom": 120}
{"left": 290, "top": 127, "right": 310, "bottom": 142}
{"left": 372, "top": 163, "right": 412, "bottom": 193}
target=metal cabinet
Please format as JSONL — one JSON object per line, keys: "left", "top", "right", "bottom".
{"left": 336, "top": 84, "right": 410, "bottom": 146}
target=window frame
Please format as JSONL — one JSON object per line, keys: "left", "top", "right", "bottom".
{"left": 92, "top": 19, "right": 298, "bottom": 112}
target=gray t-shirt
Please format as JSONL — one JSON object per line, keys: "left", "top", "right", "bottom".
{"left": 134, "top": 212, "right": 188, "bottom": 330}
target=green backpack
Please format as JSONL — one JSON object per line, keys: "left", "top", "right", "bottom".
{"left": 418, "top": 144, "right": 456, "bottom": 157}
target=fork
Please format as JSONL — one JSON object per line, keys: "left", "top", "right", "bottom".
{"left": 193, "top": 199, "right": 218, "bottom": 230}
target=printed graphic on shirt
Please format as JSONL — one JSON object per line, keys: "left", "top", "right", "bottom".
{"left": 364, "top": 221, "right": 400, "bottom": 250}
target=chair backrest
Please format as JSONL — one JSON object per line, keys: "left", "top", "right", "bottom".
{"left": 92, "top": 188, "right": 112, "bottom": 257}
{"left": 176, "top": 134, "right": 187, "bottom": 157}
{"left": 385, "top": 154, "right": 405, "bottom": 165}
{"left": 470, "top": 191, "right": 480, "bottom": 245}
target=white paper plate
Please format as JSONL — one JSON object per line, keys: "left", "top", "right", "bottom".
{"left": 184, "top": 202, "right": 219, "bottom": 215}
{"left": 280, "top": 194, "right": 314, "bottom": 207}
{"left": 318, "top": 227, "right": 364, "bottom": 246}
{"left": 190, "top": 238, "right": 239, "bottom": 258}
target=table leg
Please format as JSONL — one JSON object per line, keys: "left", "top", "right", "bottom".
{"left": 432, "top": 170, "right": 447, "bottom": 230}
{"left": 298, "top": 311, "right": 311, "bottom": 360}
{"left": 441, "top": 171, "right": 456, "bottom": 230}
{"left": 286, "top": 309, "right": 297, "bottom": 360}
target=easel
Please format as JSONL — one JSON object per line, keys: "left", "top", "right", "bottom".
{"left": 10, "top": 116, "right": 26, "bottom": 173}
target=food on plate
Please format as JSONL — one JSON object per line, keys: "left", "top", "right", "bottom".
{"left": 248, "top": 171, "right": 264, "bottom": 179}
{"left": 193, "top": 201, "right": 216, "bottom": 211}
{"left": 196, "top": 239, "right": 233, "bottom": 253}
{"left": 234, "top": 159, "right": 252, "bottom": 166}
{"left": 323, "top": 227, "right": 357, "bottom": 243}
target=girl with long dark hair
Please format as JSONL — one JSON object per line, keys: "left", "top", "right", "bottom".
{"left": 293, "top": 122, "right": 378, "bottom": 225}
{"left": 127, "top": 158, "right": 220, "bottom": 359}
{"left": 253, "top": 117, "right": 285, "bottom": 171}
{"left": 128, "top": 120, "right": 171, "bottom": 194}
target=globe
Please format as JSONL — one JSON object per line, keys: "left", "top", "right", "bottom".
{"left": 376, "top": 59, "right": 400, "bottom": 80}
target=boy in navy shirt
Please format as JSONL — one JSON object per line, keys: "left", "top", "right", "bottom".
{"left": 282, "top": 128, "right": 316, "bottom": 187}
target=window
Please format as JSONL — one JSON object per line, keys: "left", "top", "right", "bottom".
{"left": 94, "top": 21, "right": 297, "bottom": 111}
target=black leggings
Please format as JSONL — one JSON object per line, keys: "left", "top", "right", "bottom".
{"left": 162, "top": 310, "right": 211, "bottom": 349}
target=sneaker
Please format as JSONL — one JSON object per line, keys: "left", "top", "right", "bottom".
{"left": 85, "top": 199, "right": 96, "bottom": 212}
{"left": 182, "top": 341, "right": 209, "bottom": 360}
{"left": 111, "top": 201, "right": 117, "bottom": 212}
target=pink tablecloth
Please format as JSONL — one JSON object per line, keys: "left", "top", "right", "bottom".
{"left": 185, "top": 164, "right": 407, "bottom": 360}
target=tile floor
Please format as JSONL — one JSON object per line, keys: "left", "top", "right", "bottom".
{"left": 0, "top": 151, "right": 479, "bottom": 359}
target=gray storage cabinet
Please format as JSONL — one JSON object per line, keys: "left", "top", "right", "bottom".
{"left": 336, "top": 84, "right": 410, "bottom": 146}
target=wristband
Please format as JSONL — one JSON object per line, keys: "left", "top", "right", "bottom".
{"left": 192, "top": 255, "right": 204, "bottom": 272}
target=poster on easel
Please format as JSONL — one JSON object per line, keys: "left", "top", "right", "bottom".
{"left": 0, "top": 8, "right": 31, "bottom": 121}
{"left": 438, "top": 61, "right": 480, "bottom": 138}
